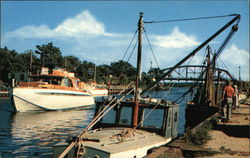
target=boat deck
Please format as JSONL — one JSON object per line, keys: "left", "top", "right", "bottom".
{"left": 81, "top": 127, "right": 170, "bottom": 154}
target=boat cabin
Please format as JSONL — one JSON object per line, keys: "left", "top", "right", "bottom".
{"left": 30, "top": 75, "right": 75, "bottom": 87}
{"left": 18, "top": 68, "right": 81, "bottom": 90}
{"left": 94, "top": 99, "right": 179, "bottom": 139}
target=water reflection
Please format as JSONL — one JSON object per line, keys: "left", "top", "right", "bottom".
{"left": 0, "top": 109, "right": 94, "bottom": 157}
{"left": 0, "top": 88, "right": 191, "bottom": 157}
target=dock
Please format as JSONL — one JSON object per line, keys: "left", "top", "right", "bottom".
{"left": 146, "top": 102, "right": 250, "bottom": 158}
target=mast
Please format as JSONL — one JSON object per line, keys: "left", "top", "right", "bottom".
{"left": 133, "top": 12, "right": 143, "bottom": 127}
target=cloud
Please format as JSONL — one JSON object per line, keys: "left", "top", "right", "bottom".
{"left": 5, "top": 10, "right": 109, "bottom": 39}
{"left": 54, "top": 10, "right": 109, "bottom": 37}
{"left": 220, "top": 44, "right": 249, "bottom": 66}
{"left": 3, "top": 9, "right": 248, "bottom": 80}
{"left": 152, "top": 27, "right": 199, "bottom": 48}
{"left": 219, "top": 44, "right": 249, "bottom": 80}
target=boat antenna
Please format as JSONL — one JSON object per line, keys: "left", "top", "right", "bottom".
{"left": 133, "top": 12, "right": 143, "bottom": 127}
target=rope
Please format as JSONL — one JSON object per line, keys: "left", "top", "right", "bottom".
{"left": 135, "top": 85, "right": 174, "bottom": 129}
{"left": 59, "top": 82, "right": 134, "bottom": 158}
{"left": 96, "top": 82, "right": 135, "bottom": 125}
{"left": 122, "top": 30, "right": 138, "bottom": 61}
{"left": 127, "top": 40, "right": 138, "bottom": 63}
{"left": 144, "top": 29, "right": 160, "bottom": 68}
{"left": 144, "top": 14, "right": 237, "bottom": 24}
{"left": 134, "top": 102, "right": 160, "bottom": 129}
{"left": 217, "top": 57, "right": 237, "bottom": 79}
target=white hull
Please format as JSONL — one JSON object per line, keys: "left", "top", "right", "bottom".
{"left": 87, "top": 89, "right": 108, "bottom": 102}
{"left": 13, "top": 88, "right": 95, "bottom": 112}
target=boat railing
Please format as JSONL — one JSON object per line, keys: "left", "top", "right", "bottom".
{"left": 0, "top": 88, "right": 11, "bottom": 99}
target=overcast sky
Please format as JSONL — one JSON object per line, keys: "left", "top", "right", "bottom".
{"left": 1, "top": 1, "right": 249, "bottom": 80}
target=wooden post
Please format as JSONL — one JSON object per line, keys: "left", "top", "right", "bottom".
{"left": 133, "top": 12, "right": 143, "bottom": 127}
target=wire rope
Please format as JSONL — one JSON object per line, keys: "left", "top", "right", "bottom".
{"left": 135, "top": 85, "right": 174, "bottom": 129}
{"left": 144, "top": 14, "right": 237, "bottom": 24}
{"left": 217, "top": 56, "right": 237, "bottom": 80}
{"left": 127, "top": 40, "right": 138, "bottom": 63}
{"left": 143, "top": 29, "right": 160, "bottom": 68}
{"left": 122, "top": 30, "right": 138, "bottom": 61}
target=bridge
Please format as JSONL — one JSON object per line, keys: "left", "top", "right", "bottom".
{"left": 161, "top": 65, "right": 236, "bottom": 82}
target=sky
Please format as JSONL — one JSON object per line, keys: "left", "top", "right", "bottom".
{"left": 1, "top": 1, "right": 249, "bottom": 81}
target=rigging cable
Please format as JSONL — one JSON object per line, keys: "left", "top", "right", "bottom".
{"left": 143, "top": 29, "right": 160, "bottom": 68}
{"left": 217, "top": 57, "right": 237, "bottom": 80}
{"left": 127, "top": 40, "right": 138, "bottom": 63}
{"left": 172, "top": 48, "right": 209, "bottom": 104}
{"left": 135, "top": 85, "right": 174, "bottom": 129}
{"left": 122, "top": 30, "right": 138, "bottom": 61}
{"left": 144, "top": 14, "right": 238, "bottom": 24}
{"left": 59, "top": 82, "right": 135, "bottom": 158}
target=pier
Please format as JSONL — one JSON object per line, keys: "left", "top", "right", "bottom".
{"left": 146, "top": 100, "right": 250, "bottom": 158}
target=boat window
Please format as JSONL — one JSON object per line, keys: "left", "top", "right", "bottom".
{"left": 101, "top": 108, "right": 116, "bottom": 124}
{"left": 168, "top": 109, "right": 172, "bottom": 128}
{"left": 20, "top": 74, "right": 25, "bottom": 81}
{"left": 119, "top": 107, "right": 132, "bottom": 125}
{"left": 174, "top": 111, "right": 178, "bottom": 122}
{"left": 61, "top": 78, "right": 73, "bottom": 87}
{"left": 75, "top": 80, "right": 79, "bottom": 88}
{"left": 51, "top": 78, "right": 61, "bottom": 85}
{"left": 141, "top": 109, "right": 164, "bottom": 129}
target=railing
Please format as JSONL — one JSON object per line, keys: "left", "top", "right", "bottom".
{"left": 108, "top": 85, "right": 134, "bottom": 95}
{"left": 0, "top": 88, "right": 11, "bottom": 99}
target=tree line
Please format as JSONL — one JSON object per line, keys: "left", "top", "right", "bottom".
{"left": 0, "top": 42, "right": 163, "bottom": 87}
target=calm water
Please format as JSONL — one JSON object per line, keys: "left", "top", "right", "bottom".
{"left": 0, "top": 88, "right": 191, "bottom": 157}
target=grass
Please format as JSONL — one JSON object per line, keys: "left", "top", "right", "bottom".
{"left": 184, "top": 117, "right": 218, "bottom": 146}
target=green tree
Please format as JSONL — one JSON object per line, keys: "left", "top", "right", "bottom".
{"left": 63, "top": 55, "right": 81, "bottom": 72}
{"left": 0, "top": 47, "right": 20, "bottom": 82}
{"left": 96, "top": 64, "right": 112, "bottom": 84}
{"left": 76, "top": 60, "right": 95, "bottom": 82}
{"left": 109, "top": 60, "right": 136, "bottom": 85}
{"left": 35, "top": 42, "right": 63, "bottom": 71}
{"left": 18, "top": 50, "right": 41, "bottom": 74}
{"left": 110, "top": 60, "right": 136, "bottom": 77}
{"left": 147, "top": 67, "right": 163, "bottom": 80}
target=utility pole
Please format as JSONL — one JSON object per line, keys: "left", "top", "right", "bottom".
{"left": 238, "top": 66, "right": 241, "bottom": 81}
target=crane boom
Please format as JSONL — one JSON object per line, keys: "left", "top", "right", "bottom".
{"left": 142, "top": 14, "right": 241, "bottom": 95}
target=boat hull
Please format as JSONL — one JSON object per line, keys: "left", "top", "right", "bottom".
{"left": 81, "top": 128, "right": 171, "bottom": 158}
{"left": 13, "top": 88, "right": 95, "bottom": 112}
{"left": 86, "top": 89, "right": 108, "bottom": 102}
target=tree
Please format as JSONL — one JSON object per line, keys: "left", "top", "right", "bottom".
{"left": 35, "top": 42, "right": 63, "bottom": 71}
{"left": 0, "top": 47, "right": 20, "bottom": 82}
{"left": 96, "top": 64, "right": 112, "bottom": 84}
{"left": 76, "top": 60, "right": 95, "bottom": 82}
{"left": 147, "top": 67, "right": 163, "bottom": 81}
{"left": 110, "top": 60, "right": 136, "bottom": 77}
{"left": 109, "top": 60, "right": 136, "bottom": 85}
{"left": 63, "top": 55, "right": 81, "bottom": 72}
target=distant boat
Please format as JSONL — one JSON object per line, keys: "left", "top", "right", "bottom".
{"left": 12, "top": 67, "right": 95, "bottom": 112}
{"left": 79, "top": 82, "right": 108, "bottom": 102}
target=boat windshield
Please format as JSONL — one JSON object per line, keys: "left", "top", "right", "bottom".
{"left": 61, "top": 78, "right": 73, "bottom": 87}
{"left": 101, "top": 106, "right": 133, "bottom": 125}
{"left": 96, "top": 102, "right": 165, "bottom": 130}
{"left": 31, "top": 76, "right": 63, "bottom": 86}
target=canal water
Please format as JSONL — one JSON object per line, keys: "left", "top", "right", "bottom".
{"left": 0, "top": 88, "right": 192, "bottom": 157}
